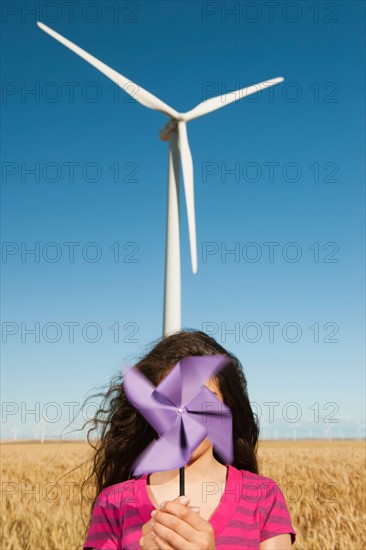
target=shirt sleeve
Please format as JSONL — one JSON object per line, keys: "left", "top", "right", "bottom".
{"left": 83, "top": 491, "right": 121, "bottom": 550}
{"left": 259, "top": 479, "right": 296, "bottom": 545}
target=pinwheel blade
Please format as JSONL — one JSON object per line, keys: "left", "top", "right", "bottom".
{"left": 123, "top": 366, "right": 177, "bottom": 435}
{"left": 157, "top": 354, "right": 231, "bottom": 406}
{"left": 177, "top": 121, "right": 197, "bottom": 274}
{"left": 183, "top": 77, "right": 284, "bottom": 121}
{"left": 187, "top": 386, "right": 233, "bottom": 464}
{"left": 123, "top": 355, "right": 234, "bottom": 476}
{"left": 131, "top": 415, "right": 206, "bottom": 475}
{"left": 36, "top": 21, "right": 179, "bottom": 118}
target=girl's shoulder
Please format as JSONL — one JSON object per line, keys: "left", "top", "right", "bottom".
{"left": 231, "top": 465, "right": 286, "bottom": 502}
{"left": 96, "top": 475, "right": 145, "bottom": 508}
{"left": 238, "top": 467, "right": 280, "bottom": 485}
{"left": 233, "top": 467, "right": 296, "bottom": 544}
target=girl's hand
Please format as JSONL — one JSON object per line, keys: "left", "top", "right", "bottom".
{"left": 139, "top": 517, "right": 160, "bottom": 549}
{"left": 139, "top": 496, "right": 199, "bottom": 550}
{"left": 149, "top": 497, "right": 215, "bottom": 550}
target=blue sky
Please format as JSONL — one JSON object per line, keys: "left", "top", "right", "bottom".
{"left": 1, "top": 1, "right": 365, "bottom": 441}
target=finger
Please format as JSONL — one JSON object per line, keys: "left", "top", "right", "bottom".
{"left": 141, "top": 520, "right": 152, "bottom": 535}
{"left": 147, "top": 531, "right": 160, "bottom": 550}
{"left": 140, "top": 517, "right": 160, "bottom": 549}
{"left": 152, "top": 522, "right": 188, "bottom": 550}
{"left": 152, "top": 533, "right": 175, "bottom": 550}
{"left": 139, "top": 530, "right": 159, "bottom": 549}
{"left": 159, "top": 495, "right": 189, "bottom": 508}
{"left": 152, "top": 505, "right": 199, "bottom": 545}
{"left": 160, "top": 500, "right": 204, "bottom": 530}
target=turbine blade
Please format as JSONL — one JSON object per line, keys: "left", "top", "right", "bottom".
{"left": 183, "top": 77, "right": 284, "bottom": 121}
{"left": 177, "top": 121, "right": 197, "bottom": 274}
{"left": 36, "top": 21, "right": 179, "bottom": 118}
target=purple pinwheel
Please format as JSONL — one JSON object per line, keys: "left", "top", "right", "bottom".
{"left": 123, "top": 354, "right": 233, "bottom": 490}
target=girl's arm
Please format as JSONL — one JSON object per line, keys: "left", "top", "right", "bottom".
{"left": 260, "top": 533, "right": 292, "bottom": 549}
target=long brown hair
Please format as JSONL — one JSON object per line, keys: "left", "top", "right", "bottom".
{"left": 81, "top": 329, "right": 260, "bottom": 532}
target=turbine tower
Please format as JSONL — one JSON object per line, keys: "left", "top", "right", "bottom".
{"left": 40, "top": 420, "right": 45, "bottom": 443}
{"left": 33, "top": 421, "right": 46, "bottom": 443}
{"left": 324, "top": 423, "right": 334, "bottom": 442}
{"left": 260, "top": 419, "right": 270, "bottom": 441}
{"left": 36, "top": 22, "right": 284, "bottom": 336}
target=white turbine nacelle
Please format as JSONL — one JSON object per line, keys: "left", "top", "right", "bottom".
{"left": 160, "top": 119, "right": 179, "bottom": 142}
{"left": 36, "top": 21, "right": 284, "bottom": 335}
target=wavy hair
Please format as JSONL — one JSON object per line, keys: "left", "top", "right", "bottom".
{"left": 80, "top": 329, "right": 260, "bottom": 538}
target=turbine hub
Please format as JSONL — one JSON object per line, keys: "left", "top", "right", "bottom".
{"left": 160, "top": 118, "right": 178, "bottom": 141}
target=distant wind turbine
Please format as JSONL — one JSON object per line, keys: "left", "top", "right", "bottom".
{"left": 40, "top": 420, "right": 45, "bottom": 443}
{"left": 290, "top": 423, "right": 297, "bottom": 441}
{"left": 33, "top": 421, "right": 46, "bottom": 443}
{"left": 260, "top": 420, "right": 270, "bottom": 441}
{"left": 291, "top": 418, "right": 305, "bottom": 441}
{"left": 36, "top": 21, "right": 284, "bottom": 336}
{"left": 12, "top": 426, "right": 20, "bottom": 441}
{"left": 324, "top": 423, "right": 334, "bottom": 442}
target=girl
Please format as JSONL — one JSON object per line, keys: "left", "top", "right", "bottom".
{"left": 82, "top": 330, "right": 296, "bottom": 549}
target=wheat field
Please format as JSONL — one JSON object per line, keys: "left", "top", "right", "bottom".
{"left": 1, "top": 440, "right": 365, "bottom": 549}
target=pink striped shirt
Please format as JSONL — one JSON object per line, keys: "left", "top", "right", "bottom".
{"left": 84, "top": 464, "right": 296, "bottom": 549}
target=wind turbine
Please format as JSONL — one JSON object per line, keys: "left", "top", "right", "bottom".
{"left": 324, "top": 423, "right": 334, "bottom": 442}
{"left": 260, "top": 419, "right": 270, "bottom": 441}
{"left": 291, "top": 418, "right": 305, "bottom": 441}
{"left": 33, "top": 420, "right": 46, "bottom": 443}
{"left": 40, "top": 420, "right": 45, "bottom": 443}
{"left": 36, "top": 21, "right": 284, "bottom": 336}
{"left": 290, "top": 423, "right": 297, "bottom": 442}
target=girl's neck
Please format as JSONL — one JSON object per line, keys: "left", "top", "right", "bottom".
{"left": 149, "top": 447, "right": 226, "bottom": 485}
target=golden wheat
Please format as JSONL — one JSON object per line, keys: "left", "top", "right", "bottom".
{"left": 1, "top": 440, "right": 365, "bottom": 549}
